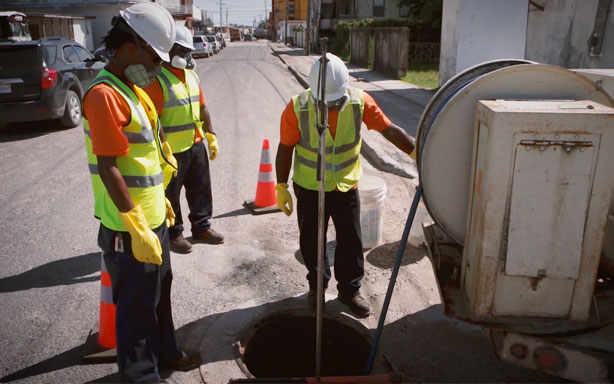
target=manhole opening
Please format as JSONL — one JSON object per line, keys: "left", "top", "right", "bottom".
{"left": 242, "top": 314, "right": 372, "bottom": 378}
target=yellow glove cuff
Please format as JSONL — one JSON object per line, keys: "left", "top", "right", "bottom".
{"left": 205, "top": 132, "right": 216, "bottom": 143}
{"left": 409, "top": 150, "right": 416, "bottom": 160}
{"left": 119, "top": 205, "right": 148, "bottom": 233}
{"left": 275, "top": 183, "right": 289, "bottom": 192}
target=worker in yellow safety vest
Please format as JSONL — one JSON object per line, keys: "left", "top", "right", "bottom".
{"left": 82, "top": 4, "right": 199, "bottom": 381}
{"left": 145, "top": 26, "right": 224, "bottom": 254}
{"left": 275, "top": 53, "right": 416, "bottom": 318}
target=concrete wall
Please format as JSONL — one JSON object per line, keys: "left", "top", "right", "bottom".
{"left": 526, "top": 0, "right": 614, "bottom": 68}
{"left": 350, "top": 27, "right": 371, "bottom": 67}
{"left": 73, "top": 18, "right": 94, "bottom": 51}
{"left": 374, "top": 27, "right": 409, "bottom": 78}
{"left": 439, "top": 0, "right": 528, "bottom": 86}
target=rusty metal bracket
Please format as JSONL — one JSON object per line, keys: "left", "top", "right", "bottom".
{"left": 589, "top": 0, "right": 611, "bottom": 56}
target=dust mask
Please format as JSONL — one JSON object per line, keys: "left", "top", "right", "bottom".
{"left": 171, "top": 55, "right": 188, "bottom": 69}
{"left": 124, "top": 63, "right": 156, "bottom": 87}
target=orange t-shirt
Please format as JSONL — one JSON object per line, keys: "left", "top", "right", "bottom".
{"left": 144, "top": 66, "right": 206, "bottom": 143}
{"left": 279, "top": 91, "right": 391, "bottom": 146}
{"left": 83, "top": 83, "right": 131, "bottom": 157}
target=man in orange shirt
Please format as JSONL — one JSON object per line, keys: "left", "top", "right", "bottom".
{"left": 275, "top": 54, "right": 415, "bottom": 318}
{"left": 82, "top": 4, "right": 199, "bottom": 382}
{"left": 145, "top": 26, "right": 224, "bottom": 254}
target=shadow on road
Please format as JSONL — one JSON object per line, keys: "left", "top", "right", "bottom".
{"left": 0, "top": 342, "right": 90, "bottom": 382}
{"left": 0, "top": 252, "right": 100, "bottom": 293}
{"left": 365, "top": 241, "right": 425, "bottom": 270}
{"left": 293, "top": 240, "right": 337, "bottom": 267}
{"left": 214, "top": 207, "right": 253, "bottom": 219}
{"left": 0, "top": 120, "right": 68, "bottom": 143}
{"left": 0, "top": 298, "right": 555, "bottom": 382}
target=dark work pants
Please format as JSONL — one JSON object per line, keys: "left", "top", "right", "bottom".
{"left": 294, "top": 183, "right": 364, "bottom": 297}
{"left": 165, "top": 140, "right": 213, "bottom": 239}
{"left": 98, "top": 223, "right": 179, "bottom": 383}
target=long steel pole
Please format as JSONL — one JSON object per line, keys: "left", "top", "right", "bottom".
{"left": 364, "top": 184, "right": 424, "bottom": 374}
{"left": 315, "top": 38, "right": 328, "bottom": 383}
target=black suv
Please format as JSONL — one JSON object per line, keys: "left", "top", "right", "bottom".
{"left": 0, "top": 37, "right": 104, "bottom": 128}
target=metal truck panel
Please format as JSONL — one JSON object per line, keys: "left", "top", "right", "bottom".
{"left": 463, "top": 99, "right": 614, "bottom": 322}
{"left": 418, "top": 64, "right": 613, "bottom": 245}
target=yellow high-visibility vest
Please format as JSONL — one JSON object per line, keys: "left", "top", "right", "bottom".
{"left": 292, "top": 87, "right": 365, "bottom": 192}
{"left": 156, "top": 67, "right": 203, "bottom": 153}
{"left": 83, "top": 69, "right": 166, "bottom": 231}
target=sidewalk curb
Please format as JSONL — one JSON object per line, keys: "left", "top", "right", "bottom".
{"left": 270, "top": 45, "right": 310, "bottom": 89}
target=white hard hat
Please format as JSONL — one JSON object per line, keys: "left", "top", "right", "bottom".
{"left": 175, "top": 26, "right": 195, "bottom": 51}
{"left": 309, "top": 53, "right": 349, "bottom": 102}
{"left": 120, "top": 2, "right": 175, "bottom": 63}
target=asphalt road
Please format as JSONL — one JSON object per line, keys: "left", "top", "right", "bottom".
{"left": 0, "top": 41, "right": 555, "bottom": 383}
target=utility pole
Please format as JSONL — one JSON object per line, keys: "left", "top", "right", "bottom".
{"left": 285, "top": 0, "right": 289, "bottom": 45}
{"left": 219, "top": 1, "right": 223, "bottom": 29}
{"left": 226, "top": 7, "right": 228, "bottom": 29}
{"left": 275, "top": 1, "right": 280, "bottom": 41}
{"left": 306, "top": 0, "right": 311, "bottom": 54}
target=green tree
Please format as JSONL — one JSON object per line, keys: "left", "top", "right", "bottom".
{"left": 398, "top": 0, "right": 442, "bottom": 29}
{"left": 397, "top": 0, "right": 441, "bottom": 41}
{"left": 258, "top": 20, "right": 267, "bottom": 29}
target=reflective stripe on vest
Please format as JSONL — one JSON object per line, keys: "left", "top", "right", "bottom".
{"left": 292, "top": 87, "right": 365, "bottom": 192}
{"left": 83, "top": 69, "right": 166, "bottom": 231}
{"left": 157, "top": 67, "right": 203, "bottom": 153}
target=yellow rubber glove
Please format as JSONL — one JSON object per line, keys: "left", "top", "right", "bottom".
{"left": 165, "top": 198, "right": 175, "bottom": 228}
{"left": 205, "top": 132, "right": 218, "bottom": 161}
{"left": 275, "top": 183, "right": 293, "bottom": 216}
{"left": 161, "top": 141, "right": 178, "bottom": 188}
{"left": 409, "top": 150, "right": 416, "bottom": 160}
{"left": 119, "top": 205, "right": 163, "bottom": 265}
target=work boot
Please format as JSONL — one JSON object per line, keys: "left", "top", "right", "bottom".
{"left": 159, "top": 350, "right": 200, "bottom": 371}
{"left": 307, "top": 288, "right": 326, "bottom": 311}
{"left": 193, "top": 228, "right": 225, "bottom": 244}
{"left": 338, "top": 293, "right": 371, "bottom": 318}
{"left": 170, "top": 234, "right": 192, "bottom": 254}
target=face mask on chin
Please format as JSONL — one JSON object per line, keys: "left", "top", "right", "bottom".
{"left": 124, "top": 63, "right": 158, "bottom": 87}
{"left": 327, "top": 94, "right": 350, "bottom": 111}
{"left": 171, "top": 55, "right": 188, "bottom": 69}
{"left": 186, "top": 53, "right": 196, "bottom": 69}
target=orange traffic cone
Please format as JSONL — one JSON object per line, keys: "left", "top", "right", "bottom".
{"left": 98, "top": 256, "right": 116, "bottom": 349}
{"left": 82, "top": 255, "right": 117, "bottom": 363}
{"left": 243, "top": 139, "right": 281, "bottom": 215}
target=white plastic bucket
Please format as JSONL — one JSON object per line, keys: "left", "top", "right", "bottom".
{"left": 358, "top": 175, "right": 387, "bottom": 249}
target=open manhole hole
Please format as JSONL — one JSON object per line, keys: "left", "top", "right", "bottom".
{"left": 239, "top": 313, "right": 372, "bottom": 378}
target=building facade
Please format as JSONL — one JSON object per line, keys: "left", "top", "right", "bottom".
{"left": 439, "top": 0, "right": 614, "bottom": 86}
{"left": 0, "top": 0, "right": 185, "bottom": 52}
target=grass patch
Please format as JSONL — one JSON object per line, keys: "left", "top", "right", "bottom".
{"left": 401, "top": 61, "right": 439, "bottom": 89}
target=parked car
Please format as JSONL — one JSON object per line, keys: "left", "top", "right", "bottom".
{"left": 192, "top": 35, "right": 212, "bottom": 58}
{"left": 205, "top": 35, "right": 220, "bottom": 54}
{"left": 0, "top": 37, "right": 104, "bottom": 128}
{"left": 215, "top": 33, "right": 226, "bottom": 49}
{"left": 244, "top": 34, "right": 253, "bottom": 41}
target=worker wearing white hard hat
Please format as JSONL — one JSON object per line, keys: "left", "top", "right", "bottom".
{"left": 275, "top": 53, "right": 416, "bottom": 318}
{"left": 82, "top": 3, "right": 199, "bottom": 382}
{"left": 144, "top": 26, "right": 225, "bottom": 254}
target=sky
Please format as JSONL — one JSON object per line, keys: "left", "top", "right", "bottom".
{"left": 194, "top": 0, "right": 270, "bottom": 27}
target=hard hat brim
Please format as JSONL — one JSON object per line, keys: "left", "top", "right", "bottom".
{"left": 151, "top": 46, "right": 170, "bottom": 63}
{"left": 176, "top": 41, "right": 195, "bottom": 51}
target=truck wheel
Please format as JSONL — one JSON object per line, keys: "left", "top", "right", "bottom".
{"left": 60, "top": 90, "right": 81, "bottom": 128}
